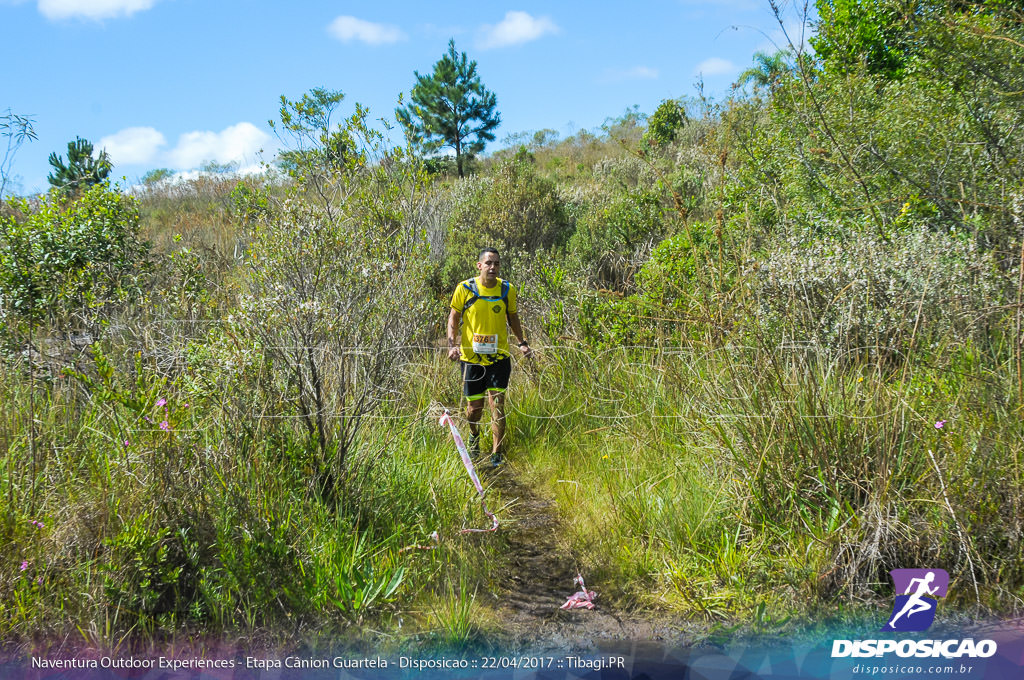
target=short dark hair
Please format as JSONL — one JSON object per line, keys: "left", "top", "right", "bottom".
{"left": 478, "top": 247, "right": 500, "bottom": 261}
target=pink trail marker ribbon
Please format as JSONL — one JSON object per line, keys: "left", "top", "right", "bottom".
{"left": 560, "top": 573, "right": 597, "bottom": 610}
{"left": 398, "top": 530, "right": 440, "bottom": 554}
{"left": 440, "top": 411, "right": 499, "bottom": 533}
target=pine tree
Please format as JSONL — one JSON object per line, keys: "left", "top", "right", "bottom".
{"left": 397, "top": 39, "right": 500, "bottom": 178}
{"left": 47, "top": 137, "right": 112, "bottom": 193}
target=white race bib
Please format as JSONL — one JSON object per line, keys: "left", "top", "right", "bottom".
{"left": 472, "top": 333, "right": 498, "bottom": 354}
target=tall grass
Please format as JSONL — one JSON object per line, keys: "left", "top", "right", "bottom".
{"left": 504, "top": 334, "right": 1024, "bottom": 625}
{"left": 0, "top": 338, "right": 508, "bottom": 647}
{"left": 3, "top": 272, "right": 1022, "bottom": 643}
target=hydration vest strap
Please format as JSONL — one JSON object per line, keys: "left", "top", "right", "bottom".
{"left": 462, "top": 278, "right": 509, "bottom": 312}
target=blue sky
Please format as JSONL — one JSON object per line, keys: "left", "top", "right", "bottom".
{"left": 1, "top": 0, "right": 815, "bottom": 194}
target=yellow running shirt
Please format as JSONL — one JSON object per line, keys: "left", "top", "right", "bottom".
{"left": 450, "top": 276, "right": 518, "bottom": 365}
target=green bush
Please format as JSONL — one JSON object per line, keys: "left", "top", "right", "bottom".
{"left": 569, "top": 187, "right": 667, "bottom": 291}
{"left": 229, "top": 179, "right": 271, "bottom": 226}
{"left": 0, "top": 184, "right": 148, "bottom": 325}
{"left": 439, "top": 152, "right": 572, "bottom": 297}
{"left": 642, "top": 98, "right": 687, "bottom": 150}
{"left": 733, "top": 2, "right": 1024, "bottom": 245}
{"left": 101, "top": 516, "right": 188, "bottom": 627}
{"left": 637, "top": 223, "right": 712, "bottom": 304}
{"left": 576, "top": 290, "right": 656, "bottom": 349}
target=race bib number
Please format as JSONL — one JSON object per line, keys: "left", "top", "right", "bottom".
{"left": 472, "top": 333, "right": 498, "bottom": 354}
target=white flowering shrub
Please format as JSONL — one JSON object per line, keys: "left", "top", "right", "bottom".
{"left": 754, "top": 225, "right": 1005, "bottom": 354}
{"left": 237, "top": 175, "right": 433, "bottom": 499}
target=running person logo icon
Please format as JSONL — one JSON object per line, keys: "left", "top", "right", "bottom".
{"left": 882, "top": 569, "right": 949, "bottom": 632}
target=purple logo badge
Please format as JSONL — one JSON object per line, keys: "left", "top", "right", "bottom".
{"left": 882, "top": 569, "right": 949, "bottom": 632}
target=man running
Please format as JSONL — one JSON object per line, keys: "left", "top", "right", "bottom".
{"left": 447, "top": 247, "right": 532, "bottom": 467}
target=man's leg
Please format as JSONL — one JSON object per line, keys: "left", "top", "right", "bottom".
{"left": 488, "top": 390, "right": 506, "bottom": 452}
{"left": 484, "top": 357, "right": 512, "bottom": 466}
{"left": 466, "top": 397, "right": 484, "bottom": 455}
{"left": 462, "top": 362, "right": 487, "bottom": 457}
{"left": 467, "top": 398, "right": 485, "bottom": 434}
{"left": 488, "top": 390, "right": 506, "bottom": 465}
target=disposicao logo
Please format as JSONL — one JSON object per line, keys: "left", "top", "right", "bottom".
{"left": 882, "top": 568, "right": 949, "bottom": 632}
{"left": 831, "top": 567, "right": 998, "bottom": 659}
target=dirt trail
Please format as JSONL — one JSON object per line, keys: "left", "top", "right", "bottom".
{"left": 481, "top": 466, "right": 690, "bottom": 653}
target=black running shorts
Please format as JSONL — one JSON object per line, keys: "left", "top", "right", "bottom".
{"left": 461, "top": 357, "right": 511, "bottom": 401}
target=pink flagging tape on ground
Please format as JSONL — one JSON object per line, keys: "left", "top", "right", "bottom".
{"left": 398, "top": 530, "right": 439, "bottom": 554}
{"left": 560, "top": 573, "right": 597, "bottom": 610}
{"left": 440, "top": 411, "right": 499, "bottom": 533}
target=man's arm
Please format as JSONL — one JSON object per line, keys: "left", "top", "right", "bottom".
{"left": 508, "top": 312, "right": 532, "bottom": 357}
{"left": 447, "top": 308, "right": 461, "bottom": 361}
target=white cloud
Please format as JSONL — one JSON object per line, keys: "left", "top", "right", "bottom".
{"left": 167, "top": 163, "right": 265, "bottom": 182}
{"left": 602, "top": 66, "right": 659, "bottom": 83}
{"left": 477, "top": 11, "right": 558, "bottom": 49}
{"left": 694, "top": 57, "right": 737, "bottom": 77}
{"left": 129, "top": 162, "right": 271, "bottom": 194}
{"left": 99, "top": 127, "right": 166, "bottom": 165}
{"left": 166, "top": 122, "right": 270, "bottom": 170}
{"left": 327, "top": 15, "right": 406, "bottom": 45}
{"left": 37, "top": 0, "right": 159, "bottom": 20}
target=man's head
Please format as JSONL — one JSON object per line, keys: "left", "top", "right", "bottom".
{"left": 476, "top": 247, "right": 500, "bottom": 285}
